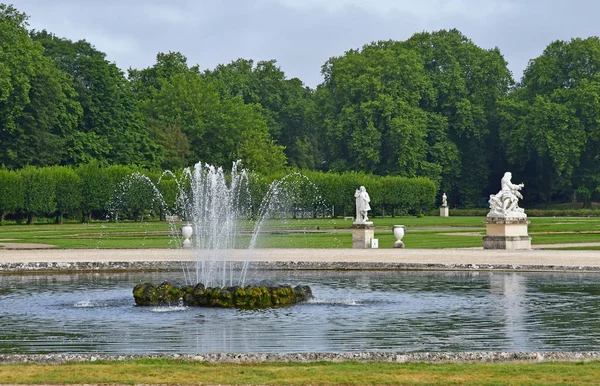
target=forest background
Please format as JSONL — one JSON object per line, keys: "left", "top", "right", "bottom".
{"left": 2, "top": 3, "right": 600, "bottom": 221}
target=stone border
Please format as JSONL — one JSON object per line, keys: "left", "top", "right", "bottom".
{"left": 2, "top": 260, "right": 600, "bottom": 273}
{"left": 1, "top": 352, "right": 599, "bottom": 364}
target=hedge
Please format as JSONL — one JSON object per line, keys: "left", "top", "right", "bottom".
{"left": 0, "top": 164, "right": 437, "bottom": 223}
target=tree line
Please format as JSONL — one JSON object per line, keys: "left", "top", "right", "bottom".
{"left": 0, "top": 165, "right": 435, "bottom": 223}
{"left": 1, "top": 4, "right": 599, "bottom": 208}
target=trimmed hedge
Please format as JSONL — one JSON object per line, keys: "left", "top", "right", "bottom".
{"left": 427, "top": 208, "right": 599, "bottom": 217}
{"left": 0, "top": 164, "right": 437, "bottom": 223}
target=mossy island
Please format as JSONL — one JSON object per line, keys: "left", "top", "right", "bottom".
{"left": 133, "top": 281, "right": 313, "bottom": 308}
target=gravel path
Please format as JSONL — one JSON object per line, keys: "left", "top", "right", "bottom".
{"left": 1, "top": 247, "right": 600, "bottom": 272}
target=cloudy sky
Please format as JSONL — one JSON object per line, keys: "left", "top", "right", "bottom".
{"left": 10, "top": 0, "right": 600, "bottom": 87}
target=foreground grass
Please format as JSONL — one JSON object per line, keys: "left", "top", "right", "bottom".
{"left": 0, "top": 216, "right": 599, "bottom": 249}
{"left": 1, "top": 359, "right": 600, "bottom": 385}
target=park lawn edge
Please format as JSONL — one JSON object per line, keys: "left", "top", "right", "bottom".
{"left": 1, "top": 358, "right": 600, "bottom": 385}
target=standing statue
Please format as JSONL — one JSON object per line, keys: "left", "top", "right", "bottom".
{"left": 441, "top": 192, "right": 448, "bottom": 207}
{"left": 488, "top": 172, "right": 526, "bottom": 218}
{"left": 354, "top": 186, "right": 371, "bottom": 223}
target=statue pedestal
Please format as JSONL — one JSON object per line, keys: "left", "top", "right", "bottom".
{"left": 352, "top": 222, "right": 375, "bottom": 249}
{"left": 440, "top": 206, "right": 449, "bottom": 217}
{"left": 483, "top": 217, "right": 531, "bottom": 250}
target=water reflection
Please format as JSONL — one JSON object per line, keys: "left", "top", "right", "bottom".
{"left": 1, "top": 270, "right": 600, "bottom": 353}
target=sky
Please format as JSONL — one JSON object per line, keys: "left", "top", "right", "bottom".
{"left": 10, "top": 0, "right": 600, "bottom": 88}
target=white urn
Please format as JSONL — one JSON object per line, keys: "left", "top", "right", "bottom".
{"left": 181, "top": 223, "right": 193, "bottom": 248}
{"left": 393, "top": 225, "right": 405, "bottom": 248}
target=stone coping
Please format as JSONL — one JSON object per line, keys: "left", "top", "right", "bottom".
{"left": 2, "top": 248, "right": 600, "bottom": 273}
{"left": 1, "top": 352, "right": 599, "bottom": 364}
{"left": 2, "top": 260, "right": 600, "bottom": 273}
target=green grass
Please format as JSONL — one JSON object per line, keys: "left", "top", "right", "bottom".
{"left": 1, "top": 359, "right": 600, "bottom": 385}
{"left": 0, "top": 216, "right": 599, "bottom": 249}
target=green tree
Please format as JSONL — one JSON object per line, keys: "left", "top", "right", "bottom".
{"left": 402, "top": 29, "right": 513, "bottom": 207}
{"left": 129, "top": 51, "right": 196, "bottom": 169}
{"left": 31, "top": 30, "right": 161, "bottom": 167}
{"left": 316, "top": 40, "right": 440, "bottom": 180}
{"left": 137, "top": 53, "right": 287, "bottom": 172}
{"left": 500, "top": 37, "right": 600, "bottom": 206}
{"left": 206, "top": 59, "right": 318, "bottom": 168}
{"left": 0, "top": 5, "right": 81, "bottom": 168}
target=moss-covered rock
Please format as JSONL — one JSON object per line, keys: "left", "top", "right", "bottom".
{"left": 133, "top": 282, "right": 313, "bottom": 308}
{"left": 133, "top": 281, "right": 182, "bottom": 306}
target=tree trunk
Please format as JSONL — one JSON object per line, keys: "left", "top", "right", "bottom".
{"left": 0, "top": 211, "right": 5, "bottom": 223}
{"left": 27, "top": 213, "right": 36, "bottom": 225}
{"left": 391, "top": 207, "right": 395, "bottom": 218}
{"left": 381, "top": 204, "right": 385, "bottom": 218}
{"left": 58, "top": 212, "right": 64, "bottom": 225}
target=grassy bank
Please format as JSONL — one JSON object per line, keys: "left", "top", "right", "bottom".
{"left": 1, "top": 359, "right": 600, "bottom": 385}
{"left": 0, "top": 216, "right": 599, "bottom": 249}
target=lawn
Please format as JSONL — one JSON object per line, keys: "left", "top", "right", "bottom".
{"left": 1, "top": 359, "right": 600, "bottom": 385}
{"left": 0, "top": 216, "right": 599, "bottom": 249}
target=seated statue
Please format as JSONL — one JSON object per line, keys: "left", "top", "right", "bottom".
{"left": 487, "top": 172, "right": 526, "bottom": 218}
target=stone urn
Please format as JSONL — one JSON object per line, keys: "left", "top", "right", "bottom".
{"left": 393, "top": 225, "right": 405, "bottom": 248}
{"left": 181, "top": 223, "right": 193, "bottom": 248}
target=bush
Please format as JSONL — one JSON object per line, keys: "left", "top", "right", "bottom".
{"left": 20, "top": 166, "right": 57, "bottom": 224}
{"left": 0, "top": 168, "right": 24, "bottom": 223}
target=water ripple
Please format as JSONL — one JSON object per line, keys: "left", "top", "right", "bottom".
{"left": 3, "top": 270, "right": 600, "bottom": 353}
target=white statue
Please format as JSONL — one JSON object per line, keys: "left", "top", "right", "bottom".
{"left": 441, "top": 192, "right": 447, "bottom": 207}
{"left": 354, "top": 186, "right": 371, "bottom": 223}
{"left": 487, "top": 172, "right": 526, "bottom": 218}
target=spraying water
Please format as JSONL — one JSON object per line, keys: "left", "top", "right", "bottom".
{"left": 110, "top": 161, "right": 324, "bottom": 288}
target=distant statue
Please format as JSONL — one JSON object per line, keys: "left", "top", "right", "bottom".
{"left": 441, "top": 193, "right": 448, "bottom": 207}
{"left": 488, "top": 172, "right": 526, "bottom": 218}
{"left": 354, "top": 186, "right": 371, "bottom": 223}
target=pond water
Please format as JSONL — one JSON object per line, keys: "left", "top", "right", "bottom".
{"left": 1, "top": 270, "right": 600, "bottom": 354}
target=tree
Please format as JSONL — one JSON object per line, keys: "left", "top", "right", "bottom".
{"left": 500, "top": 37, "right": 600, "bottom": 205}
{"left": 0, "top": 5, "right": 81, "bottom": 168}
{"left": 129, "top": 51, "right": 199, "bottom": 169}
{"left": 206, "top": 59, "right": 318, "bottom": 168}
{"left": 402, "top": 29, "right": 513, "bottom": 207}
{"left": 137, "top": 53, "right": 288, "bottom": 172}
{"left": 315, "top": 40, "right": 437, "bottom": 178}
{"left": 237, "top": 126, "right": 287, "bottom": 175}
{"left": 31, "top": 30, "right": 161, "bottom": 167}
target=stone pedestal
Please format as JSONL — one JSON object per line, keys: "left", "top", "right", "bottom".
{"left": 483, "top": 217, "right": 531, "bottom": 250}
{"left": 440, "top": 206, "right": 449, "bottom": 217}
{"left": 352, "top": 222, "right": 375, "bottom": 249}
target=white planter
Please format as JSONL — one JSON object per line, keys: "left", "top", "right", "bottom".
{"left": 393, "top": 225, "right": 405, "bottom": 248}
{"left": 181, "top": 223, "right": 193, "bottom": 248}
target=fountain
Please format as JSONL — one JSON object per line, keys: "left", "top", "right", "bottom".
{"left": 129, "top": 161, "right": 315, "bottom": 308}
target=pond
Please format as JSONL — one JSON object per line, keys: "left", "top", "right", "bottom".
{"left": 1, "top": 270, "right": 600, "bottom": 354}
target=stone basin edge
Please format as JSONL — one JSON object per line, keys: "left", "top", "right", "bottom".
{"left": 2, "top": 260, "right": 600, "bottom": 273}
{"left": 0, "top": 352, "right": 599, "bottom": 364}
